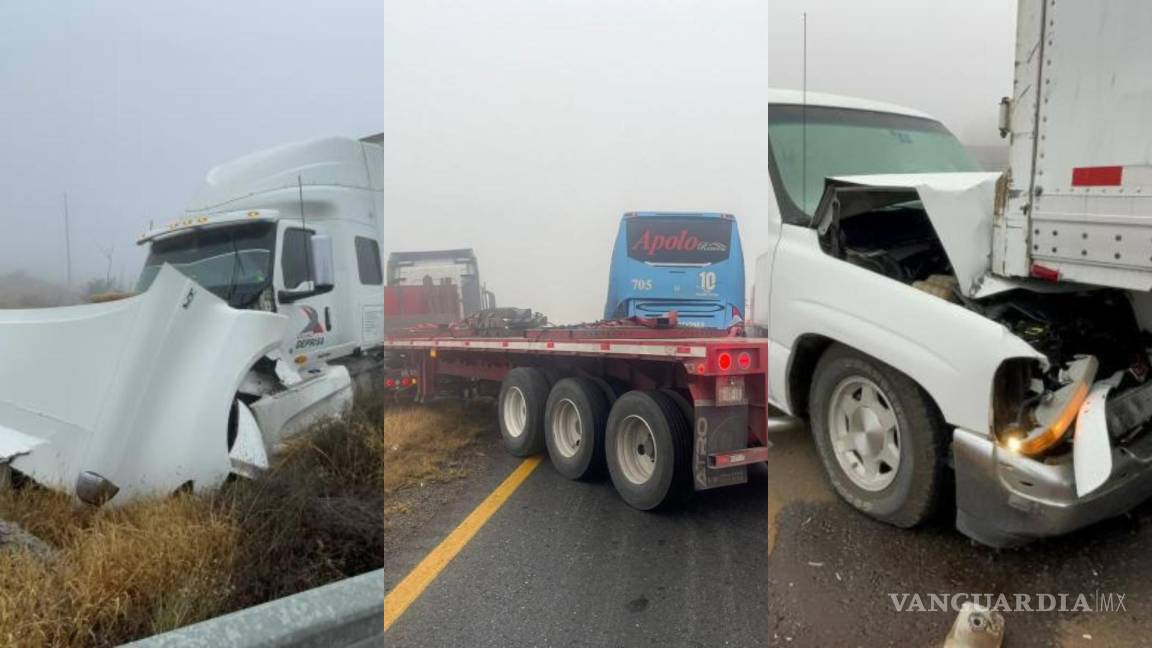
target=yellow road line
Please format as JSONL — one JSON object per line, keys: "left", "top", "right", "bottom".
{"left": 383, "top": 455, "right": 543, "bottom": 631}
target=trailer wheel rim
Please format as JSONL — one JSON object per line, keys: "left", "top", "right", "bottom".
{"left": 503, "top": 386, "right": 528, "bottom": 438}
{"left": 827, "top": 377, "right": 901, "bottom": 492}
{"left": 617, "top": 414, "right": 658, "bottom": 485}
{"left": 552, "top": 398, "right": 583, "bottom": 458}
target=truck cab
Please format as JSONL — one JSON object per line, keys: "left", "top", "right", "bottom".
{"left": 136, "top": 137, "right": 386, "bottom": 370}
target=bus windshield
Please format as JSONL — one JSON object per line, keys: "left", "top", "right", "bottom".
{"left": 625, "top": 217, "right": 732, "bottom": 265}
{"left": 136, "top": 222, "right": 276, "bottom": 308}
{"left": 767, "top": 105, "right": 980, "bottom": 218}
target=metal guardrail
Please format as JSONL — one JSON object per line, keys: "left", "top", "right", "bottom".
{"left": 124, "top": 568, "right": 383, "bottom": 647}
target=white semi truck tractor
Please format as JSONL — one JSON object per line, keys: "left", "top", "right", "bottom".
{"left": 0, "top": 135, "right": 385, "bottom": 505}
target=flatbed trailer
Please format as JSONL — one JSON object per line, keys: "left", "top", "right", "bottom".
{"left": 382, "top": 325, "right": 771, "bottom": 508}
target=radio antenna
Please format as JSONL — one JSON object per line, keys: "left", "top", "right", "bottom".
{"left": 801, "top": 12, "right": 808, "bottom": 212}
{"left": 298, "top": 175, "right": 313, "bottom": 284}
{"left": 63, "top": 192, "right": 73, "bottom": 289}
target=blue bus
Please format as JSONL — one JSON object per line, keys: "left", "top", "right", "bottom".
{"left": 603, "top": 212, "right": 745, "bottom": 329}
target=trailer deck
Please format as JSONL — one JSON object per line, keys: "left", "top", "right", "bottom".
{"left": 382, "top": 324, "right": 771, "bottom": 505}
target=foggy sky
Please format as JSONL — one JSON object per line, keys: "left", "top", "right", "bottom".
{"left": 384, "top": 0, "right": 1016, "bottom": 324}
{"left": 0, "top": 1, "right": 383, "bottom": 288}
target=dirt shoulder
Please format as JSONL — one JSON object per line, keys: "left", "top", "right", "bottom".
{"left": 383, "top": 400, "right": 505, "bottom": 564}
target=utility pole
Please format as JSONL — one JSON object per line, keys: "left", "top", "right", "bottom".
{"left": 63, "top": 192, "right": 73, "bottom": 288}
{"left": 100, "top": 244, "right": 115, "bottom": 288}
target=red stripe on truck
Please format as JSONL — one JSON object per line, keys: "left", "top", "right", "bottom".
{"left": 1071, "top": 166, "right": 1123, "bottom": 187}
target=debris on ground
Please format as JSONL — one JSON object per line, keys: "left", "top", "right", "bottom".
{"left": 943, "top": 602, "right": 1005, "bottom": 648}
{"left": 0, "top": 518, "right": 54, "bottom": 560}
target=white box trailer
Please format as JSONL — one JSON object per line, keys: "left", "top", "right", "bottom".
{"left": 994, "top": 0, "right": 1152, "bottom": 288}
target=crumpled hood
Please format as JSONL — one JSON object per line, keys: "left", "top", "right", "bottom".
{"left": 827, "top": 172, "right": 1010, "bottom": 298}
{"left": 0, "top": 265, "right": 288, "bottom": 503}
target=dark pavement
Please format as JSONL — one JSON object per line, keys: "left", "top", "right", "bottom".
{"left": 384, "top": 433, "right": 769, "bottom": 648}
{"left": 767, "top": 423, "right": 1152, "bottom": 647}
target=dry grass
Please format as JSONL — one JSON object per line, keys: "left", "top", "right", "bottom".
{"left": 87, "top": 292, "right": 135, "bottom": 304}
{"left": 0, "top": 492, "right": 234, "bottom": 648}
{"left": 383, "top": 400, "right": 493, "bottom": 494}
{"left": 0, "top": 395, "right": 491, "bottom": 646}
{"left": 0, "top": 395, "right": 389, "bottom": 647}
{"left": 217, "top": 396, "right": 388, "bottom": 608}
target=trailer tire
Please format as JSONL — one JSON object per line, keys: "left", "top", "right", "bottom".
{"left": 545, "top": 378, "right": 609, "bottom": 480}
{"left": 605, "top": 390, "right": 692, "bottom": 510}
{"left": 659, "top": 388, "right": 694, "bottom": 426}
{"left": 498, "top": 367, "right": 550, "bottom": 457}
{"left": 809, "top": 344, "right": 948, "bottom": 528}
{"left": 591, "top": 376, "right": 629, "bottom": 405}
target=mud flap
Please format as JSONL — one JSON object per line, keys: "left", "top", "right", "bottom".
{"left": 692, "top": 404, "right": 748, "bottom": 490}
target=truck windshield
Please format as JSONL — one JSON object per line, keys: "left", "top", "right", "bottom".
{"left": 136, "top": 222, "right": 276, "bottom": 308}
{"left": 767, "top": 104, "right": 980, "bottom": 220}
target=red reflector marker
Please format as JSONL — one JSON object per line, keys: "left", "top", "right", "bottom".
{"left": 696, "top": 363, "right": 706, "bottom": 374}
{"left": 717, "top": 352, "right": 733, "bottom": 371}
{"left": 1071, "top": 165, "right": 1123, "bottom": 187}
{"left": 737, "top": 352, "right": 751, "bottom": 370}
{"left": 1029, "top": 263, "right": 1061, "bottom": 282}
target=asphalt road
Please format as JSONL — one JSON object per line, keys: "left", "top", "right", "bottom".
{"left": 767, "top": 423, "right": 1152, "bottom": 647}
{"left": 384, "top": 432, "right": 769, "bottom": 648}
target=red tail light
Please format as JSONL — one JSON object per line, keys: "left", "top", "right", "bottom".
{"left": 385, "top": 378, "right": 396, "bottom": 388}
{"left": 401, "top": 377, "right": 411, "bottom": 386}
{"left": 717, "top": 352, "right": 733, "bottom": 371}
{"left": 737, "top": 352, "right": 751, "bottom": 370}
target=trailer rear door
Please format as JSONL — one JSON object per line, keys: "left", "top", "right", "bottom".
{"left": 994, "top": 0, "right": 1152, "bottom": 289}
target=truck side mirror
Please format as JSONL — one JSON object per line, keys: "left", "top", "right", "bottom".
{"left": 311, "top": 234, "right": 335, "bottom": 288}
{"left": 279, "top": 234, "right": 336, "bottom": 304}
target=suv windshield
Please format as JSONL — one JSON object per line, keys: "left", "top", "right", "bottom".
{"left": 767, "top": 104, "right": 981, "bottom": 222}
{"left": 136, "top": 222, "right": 276, "bottom": 308}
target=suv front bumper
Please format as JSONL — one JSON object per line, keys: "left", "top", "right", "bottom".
{"left": 953, "top": 427, "right": 1152, "bottom": 547}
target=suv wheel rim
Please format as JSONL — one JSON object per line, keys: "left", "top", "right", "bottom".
{"left": 827, "top": 377, "right": 901, "bottom": 492}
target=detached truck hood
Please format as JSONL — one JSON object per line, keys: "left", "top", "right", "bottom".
{"left": 828, "top": 172, "right": 1032, "bottom": 299}
{"left": 0, "top": 265, "right": 288, "bottom": 504}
